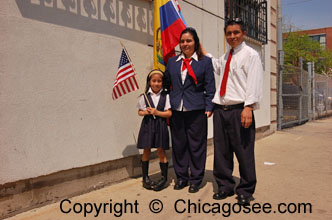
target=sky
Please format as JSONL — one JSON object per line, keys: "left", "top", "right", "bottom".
{"left": 282, "top": 0, "right": 332, "bottom": 31}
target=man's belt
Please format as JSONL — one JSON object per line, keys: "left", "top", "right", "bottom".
{"left": 215, "top": 103, "right": 244, "bottom": 111}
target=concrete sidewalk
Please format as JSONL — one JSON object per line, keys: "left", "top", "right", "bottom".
{"left": 5, "top": 118, "right": 332, "bottom": 220}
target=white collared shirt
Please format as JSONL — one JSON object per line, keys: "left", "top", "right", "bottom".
{"left": 137, "top": 88, "right": 171, "bottom": 111}
{"left": 175, "top": 52, "right": 198, "bottom": 111}
{"left": 207, "top": 42, "right": 263, "bottom": 109}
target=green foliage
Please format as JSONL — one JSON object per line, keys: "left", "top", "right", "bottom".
{"left": 283, "top": 32, "right": 332, "bottom": 75}
{"left": 315, "top": 48, "right": 332, "bottom": 75}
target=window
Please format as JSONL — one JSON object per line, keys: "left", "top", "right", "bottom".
{"left": 225, "top": 0, "right": 268, "bottom": 44}
{"left": 309, "top": 34, "right": 326, "bottom": 49}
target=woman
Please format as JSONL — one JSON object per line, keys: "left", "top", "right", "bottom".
{"left": 165, "top": 27, "right": 215, "bottom": 193}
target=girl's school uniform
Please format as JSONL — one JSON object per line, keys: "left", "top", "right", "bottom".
{"left": 137, "top": 88, "right": 171, "bottom": 150}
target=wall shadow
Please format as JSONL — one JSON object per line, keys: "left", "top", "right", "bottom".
{"left": 201, "top": 170, "right": 241, "bottom": 193}
{"left": 15, "top": 0, "right": 153, "bottom": 45}
{"left": 122, "top": 144, "right": 139, "bottom": 157}
{"left": 148, "top": 169, "right": 241, "bottom": 194}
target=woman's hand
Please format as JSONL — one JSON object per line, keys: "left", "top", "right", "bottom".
{"left": 205, "top": 111, "right": 213, "bottom": 118}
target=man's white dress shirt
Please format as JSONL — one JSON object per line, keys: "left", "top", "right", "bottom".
{"left": 207, "top": 42, "right": 263, "bottom": 109}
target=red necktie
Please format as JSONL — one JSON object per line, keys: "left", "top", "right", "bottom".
{"left": 220, "top": 49, "right": 234, "bottom": 97}
{"left": 182, "top": 58, "right": 197, "bottom": 85}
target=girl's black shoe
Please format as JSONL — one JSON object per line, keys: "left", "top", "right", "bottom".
{"left": 153, "top": 162, "right": 168, "bottom": 191}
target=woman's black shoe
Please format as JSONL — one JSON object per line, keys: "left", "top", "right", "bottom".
{"left": 174, "top": 180, "right": 188, "bottom": 190}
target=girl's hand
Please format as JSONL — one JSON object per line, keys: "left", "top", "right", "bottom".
{"left": 138, "top": 109, "right": 150, "bottom": 116}
{"left": 143, "top": 109, "right": 150, "bottom": 116}
{"left": 147, "top": 107, "right": 158, "bottom": 116}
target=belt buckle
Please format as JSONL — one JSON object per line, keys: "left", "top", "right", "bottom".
{"left": 223, "top": 105, "right": 229, "bottom": 111}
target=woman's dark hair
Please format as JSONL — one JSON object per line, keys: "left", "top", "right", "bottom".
{"left": 179, "top": 27, "right": 203, "bottom": 60}
{"left": 144, "top": 69, "right": 166, "bottom": 94}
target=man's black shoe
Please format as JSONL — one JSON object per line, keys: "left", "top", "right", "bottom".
{"left": 237, "top": 194, "right": 252, "bottom": 206}
{"left": 188, "top": 184, "right": 199, "bottom": 193}
{"left": 212, "top": 191, "right": 234, "bottom": 200}
{"left": 174, "top": 180, "right": 188, "bottom": 190}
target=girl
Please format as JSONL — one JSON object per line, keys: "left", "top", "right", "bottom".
{"left": 137, "top": 69, "right": 172, "bottom": 191}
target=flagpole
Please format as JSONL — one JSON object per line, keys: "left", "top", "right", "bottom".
{"left": 120, "top": 41, "right": 156, "bottom": 119}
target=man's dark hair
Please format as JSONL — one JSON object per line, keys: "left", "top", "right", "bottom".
{"left": 224, "top": 18, "right": 246, "bottom": 33}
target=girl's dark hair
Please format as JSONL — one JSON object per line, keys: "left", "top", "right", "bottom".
{"left": 179, "top": 27, "right": 203, "bottom": 60}
{"left": 144, "top": 69, "right": 165, "bottom": 94}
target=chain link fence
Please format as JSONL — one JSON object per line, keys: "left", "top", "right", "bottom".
{"left": 278, "top": 62, "right": 332, "bottom": 129}
{"left": 278, "top": 64, "right": 309, "bottom": 128}
{"left": 314, "top": 74, "right": 332, "bottom": 117}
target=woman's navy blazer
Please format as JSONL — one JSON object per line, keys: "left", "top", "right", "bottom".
{"left": 165, "top": 55, "right": 216, "bottom": 112}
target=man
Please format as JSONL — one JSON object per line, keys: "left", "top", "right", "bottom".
{"left": 202, "top": 18, "right": 263, "bottom": 205}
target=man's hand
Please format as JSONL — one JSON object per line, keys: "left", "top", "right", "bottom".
{"left": 200, "top": 43, "right": 207, "bottom": 56}
{"left": 241, "top": 106, "right": 253, "bottom": 128}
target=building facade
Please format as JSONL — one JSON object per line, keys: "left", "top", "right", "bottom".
{"left": 0, "top": 0, "right": 278, "bottom": 218}
{"left": 283, "top": 26, "right": 332, "bottom": 51}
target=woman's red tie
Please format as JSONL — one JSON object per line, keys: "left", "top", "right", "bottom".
{"left": 182, "top": 58, "right": 197, "bottom": 85}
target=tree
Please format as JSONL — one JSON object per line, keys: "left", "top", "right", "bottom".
{"left": 315, "top": 48, "right": 332, "bottom": 75}
{"left": 283, "top": 32, "right": 332, "bottom": 76}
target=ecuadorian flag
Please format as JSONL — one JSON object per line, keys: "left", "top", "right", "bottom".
{"left": 154, "top": 0, "right": 187, "bottom": 71}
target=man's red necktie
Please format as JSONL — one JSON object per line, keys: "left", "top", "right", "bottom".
{"left": 182, "top": 58, "right": 197, "bottom": 85}
{"left": 219, "top": 49, "right": 234, "bottom": 97}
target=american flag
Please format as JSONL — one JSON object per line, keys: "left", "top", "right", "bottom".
{"left": 112, "top": 49, "right": 139, "bottom": 100}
